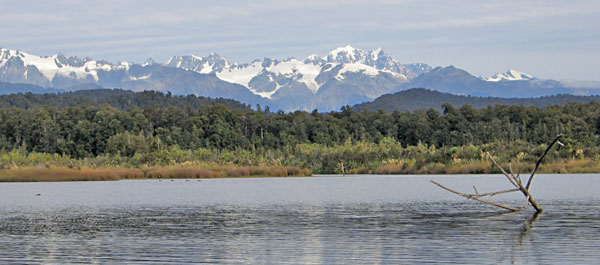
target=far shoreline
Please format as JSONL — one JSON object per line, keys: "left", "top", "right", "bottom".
{"left": 1, "top": 169, "right": 597, "bottom": 183}
{"left": 0, "top": 166, "right": 312, "bottom": 183}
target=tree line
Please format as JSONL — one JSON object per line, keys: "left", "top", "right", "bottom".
{"left": 0, "top": 100, "right": 598, "bottom": 160}
{"left": 0, "top": 89, "right": 249, "bottom": 110}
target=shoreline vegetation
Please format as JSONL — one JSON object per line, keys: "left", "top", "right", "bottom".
{"left": 2, "top": 90, "right": 600, "bottom": 182}
{"left": 1, "top": 142, "right": 599, "bottom": 182}
{"left": 0, "top": 165, "right": 312, "bottom": 182}
{"left": 1, "top": 159, "right": 599, "bottom": 182}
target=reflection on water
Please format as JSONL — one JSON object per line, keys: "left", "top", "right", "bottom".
{"left": 0, "top": 174, "right": 599, "bottom": 264}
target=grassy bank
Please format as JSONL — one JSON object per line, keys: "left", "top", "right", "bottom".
{"left": 0, "top": 165, "right": 312, "bottom": 182}
{"left": 1, "top": 158, "right": 597, "bottom": 182}
{"left": 1, "top": 139, "right": 598, "bottom": 182}
{"left": 368, "top": 158, "right": 600, "bottom": 175}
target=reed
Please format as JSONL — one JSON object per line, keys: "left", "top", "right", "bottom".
{"left": 268, "top": 167, "right": 287, "bottom": 177}
{"left": 0, "top": 164, "right": 312, "bottom": 182}
{"left": 371, "top": 158, "right": 600, "bottom": 175}
{"left": 109, "top": 168, "right": 144, "bottom": 179}
{"left": 146, "top": 168, "right": 220, "bottom": 179}
{"left": 444, "top": 161, "right": 492, "bottom": 174}
{"left": 225, "top": 166, "right": 311, "bottom": 177}
{"left": 226, "top": 167, "right": 251, "bottom": 177}
{"left": 347, "top": 166, "right": 370, "bottom": 174}
{"left": 539, "top": 159, "right": 600, "bottom": 173}
{"left": 0, "top": 168, "right": 121, "bottom": 182}
{"left": 373, "top": 163, "right": 417, "bottom": 174}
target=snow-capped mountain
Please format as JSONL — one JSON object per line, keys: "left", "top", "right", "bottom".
{"left": 0, "top": 48, "right": 270, "bottom": 107}
{"left": 158, "top": 45, "right": 431, "bottom": 110}
{"left": 405, "top": 66, "right": 569, "bottom": 97}
{"left": 323, "top": 45, "right": 430, "bottom": 77}
{"left": 165, "top": 53, "right": 231, "bottom": 74}
{"left": 0, "top": 46, "right": 595, "bottom": 111}
{"left": 482, "top": 69, "right": 534, "bottom": 82}
{"left": 163, "top": 45, "right": 425, "bottom": 105}
{"left": 0, "top": 48, "right": 127, "bottom": 88}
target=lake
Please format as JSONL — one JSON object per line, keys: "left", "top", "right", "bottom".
{"left": 0, "top": 174, "right": 598, "bottom": 264}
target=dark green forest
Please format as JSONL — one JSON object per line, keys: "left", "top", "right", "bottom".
{"left": 0, "top": 89, "right": 599, "bottom": 173}
{"left": 0, "top": 89, "right": 250, "bottom": 110}
{"left": 1, "top": 101, "right": 597, "bottom": 155}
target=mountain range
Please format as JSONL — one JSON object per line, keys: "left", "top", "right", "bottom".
{"left": 0, "top": 46, "right": 597, "bottom": 111}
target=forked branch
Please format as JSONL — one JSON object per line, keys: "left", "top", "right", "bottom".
{"left": 487, "top": 155, "right": 543, "bottom": 212}
{"left": 432, "top": 135, "right": 563, "bottom": 213}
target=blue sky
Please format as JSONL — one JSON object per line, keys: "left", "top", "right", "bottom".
{"left": 1, "top": 0, "right": 599, "bottom": 80}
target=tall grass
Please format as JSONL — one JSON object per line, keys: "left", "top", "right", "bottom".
{"left": 373, "top": 159, "right": 600, "bottom": 175}
{"left": 539, "top": 159, "right": 600, "bottom": 174}
{"left": 0, "top": 168, "right": 121, "bottom": 182}
{"left": 147, "top": 168, "right": 221, "bottom": 179}
{"left": 0, "top": 165, "right": 312, "bottom": 182}
{"left": 225, "top": 166, "right": 310, "bottom": 177}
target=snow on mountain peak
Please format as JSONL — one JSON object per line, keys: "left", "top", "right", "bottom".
{"left": 165, "top": 53, "right": 231, "bottom": 73}
{"left": 0, "top": 48, "right": 14, "bottom": 68}
{"left": 1, "top": 47, "right": 429, "bottom": 103}
{"left": 325, "top": 45, "right": 390, "bottom": 63}
{"left": 267, "top": 58, "right": 322, "bottom": 93}
{"left": 506, "top": 69, "right": 532, "bottom": 79}
{"left": 304, "top": 54, "right": 324, "bottom": 64}
{"left": 335, "top": 63, "right": 407, "bottom": 81}
{"left": 372, "top": 47, "right": 384, "bottom": 60}
{"left": 318, "top": 46, "right": 420, "bottom": 77}
{"left": 324, "top": 45, "right": 365, "bottom": 63}
{"left": 329, "top": 45, "right": 357, "bottom": 56}
{"left": 215, "top": 60, "right": 263, "bottom": 88}
{"left": 0, "top": 48, "right": 123, "bottom": 81}
{"left": 306, "top": 54, "right": 319, "bottom": 60}
{"left": 335, "top": 63, "right": 380, "bottom": 80}
{"left": 162, "top": 46, "right": 421, "bottom": 98}
{"left": 483, "top": 69, "right": 534, "bottom": 82}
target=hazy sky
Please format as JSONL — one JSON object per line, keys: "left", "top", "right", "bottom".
{"left": 1, "top": 0, "right": 599, "bottom": 80}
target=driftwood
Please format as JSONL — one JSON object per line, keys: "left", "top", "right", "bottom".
{"left": 431, "top": 134, "right": 563, "bottom": 213}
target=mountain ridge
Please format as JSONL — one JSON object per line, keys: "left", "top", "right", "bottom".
{"left": 1, "top": 46, "right": 598, "bottom": 111}
{"left": 353, "top": 88, "right": 600, "bottom": 112}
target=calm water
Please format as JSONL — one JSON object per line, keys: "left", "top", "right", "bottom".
{"left": 0, "top": 174, "right": 598, "bottom": 264}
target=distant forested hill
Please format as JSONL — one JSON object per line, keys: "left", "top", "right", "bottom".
{"left": 353, "top": 88, "right": 600, "bottom": 112}
{"left": 0, "top": 81, "right": 61, "bottom": 94}
{"left": 0, "top": 89, "right": 251, "bottom": 110}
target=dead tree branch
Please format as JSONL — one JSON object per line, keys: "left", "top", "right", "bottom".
{"left": 470, "top": 188, "right": 521, "bottom": 198}
{"left": 431, "top": 181, "right": 522, "bottom": 211}
{"left": 526, "top": 134, "right": 563, "bottom": 190}
{"left": 487, "top": 155, "right": 543, "bottom": 212}
{"left": 432, "top": 135, "right": 563, "bottom": 213}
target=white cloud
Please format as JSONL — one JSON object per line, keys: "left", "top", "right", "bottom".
{"left": 0, "top": 0, "right": 598, "bottom": 80}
